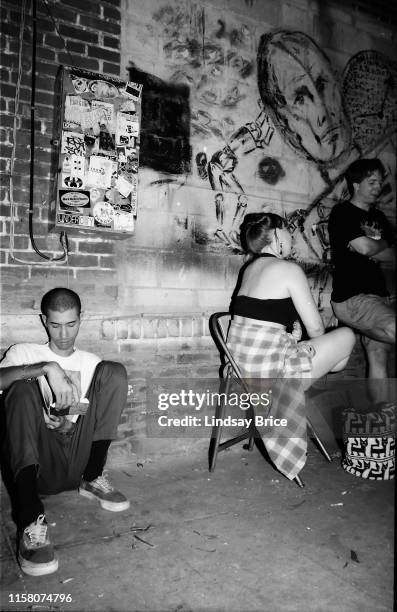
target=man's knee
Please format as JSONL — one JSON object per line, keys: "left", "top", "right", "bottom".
{"left": 363, "top": 321, "right": 395, "bottom": 346}
{"left": 363, "top": 339, "right": 390, "bottom": 362}
{"left": 339, "top": 326, "right": 356, "bottom": 349}
{"left": 93, "top": 361, "right": 128, "bottom": 401}
{"left": 382, "top": 320, "right": 395, "bottom": 344}
{"left": 4, "top": 380, "right": 41, "bottom": 408}
{"left": 366, "top": 302, "right": 395, "bottom": 344}
{"left": 99, "top": 360, "right": 127, "bottom": 382}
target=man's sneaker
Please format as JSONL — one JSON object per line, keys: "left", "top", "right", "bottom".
{"left": 79, "top": 473, "right": 130, "bottom": 512}
{"left": 18, "top": 514, "right": 58, "bottom": 577}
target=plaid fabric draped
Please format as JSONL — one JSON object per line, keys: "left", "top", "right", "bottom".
{"left": 227, "top": 317, "right": 314, "bottom": 480}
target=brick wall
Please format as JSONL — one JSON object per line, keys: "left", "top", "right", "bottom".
{"left": 0, "top": 0, "right": 122, "bottom": 311}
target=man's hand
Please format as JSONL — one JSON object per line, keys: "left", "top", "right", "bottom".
{"left": 43, "top": 362, "right": 80, "bottom": 409}
{"left": 361, "top": 221, "right": 382, "bottom": 240}
{"left": 50, "top": 399, "right": 89, "bottom": 416}
{"left": 46, "top": 414, "right": 65, "bottom": 430}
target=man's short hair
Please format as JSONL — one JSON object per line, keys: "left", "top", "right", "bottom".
{"left": 345, "top": 158, "right": 385, "bottom": 196}
{"left": 41, "top": 288, "right": 81, "bottom": 317}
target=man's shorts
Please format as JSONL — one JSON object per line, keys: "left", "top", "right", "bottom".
{"left": 331, "top": 294, "right": 395, "bottom": 351}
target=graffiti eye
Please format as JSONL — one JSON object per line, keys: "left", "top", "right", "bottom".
{"left": 293, "top": 85, "right": 313, "bottom": 106}
{"left": 294, "top": 94, "right": 305, "bottom": 105}
{"left": 316, "top": 76, "right": 328, "bottom": 94}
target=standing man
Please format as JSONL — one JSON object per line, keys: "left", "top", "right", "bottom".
{"left": 0, "top": 288, "right": 129, "bottom": 577}
{"left": 328, "top": 159, "right": 395, "bottom": 392}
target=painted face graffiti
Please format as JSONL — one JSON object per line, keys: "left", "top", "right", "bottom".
{"left": 258, "top": 31, "right": 352, "bottom": 164}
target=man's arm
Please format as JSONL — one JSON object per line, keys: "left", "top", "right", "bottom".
{"left": 371, "top": 246, "right": 395, "bottom": 263}
{"left": 328, "top": 203, "right": 364, "bottom": 254}
{"left": 0, "top": 362, "right": 48, "bottom": 390}
{"left": 0, "top": 361, "right": 80, "bottom": 408}
{"left": 348, "top": 236, "right": 390, "bottom": 257}
{"left": 349, "top": 209, "right": 396, "bottom": 260}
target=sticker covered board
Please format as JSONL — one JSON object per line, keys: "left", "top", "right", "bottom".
{"left": 53, "top": 67, "right": 142, "bottom": 235}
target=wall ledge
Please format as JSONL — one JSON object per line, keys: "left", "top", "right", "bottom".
{"left": 102, "top": 313, "right": 216, "bottom": 340}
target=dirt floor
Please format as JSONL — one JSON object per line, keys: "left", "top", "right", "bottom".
{"left": 0, "top": 437, "right": 394, "bottom": 612}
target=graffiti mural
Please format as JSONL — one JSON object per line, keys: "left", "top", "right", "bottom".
{"left": 207, "top": 109, "right": 276, "bottom": 192}
{"left": 257, "top": 31, "right": 352, "bottom": 169}
{"left": 342, "top": 50, "right": 397, "bottom": 153}
{"left": 150, "top": 4, "right": 258, "bottom": 143}
{"left": 342, "top": 49, "right": 397, "bottom": 220}
{"left": 129, "top": 4, "right": 396, "bottom": 288}
{"left": 197, "top": 30, "right": 396, "bottom": 268}
{"left": 192, "top": 30, "right": 357, "bottom": 259}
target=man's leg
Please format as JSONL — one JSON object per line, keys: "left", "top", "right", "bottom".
{"left": 361, "top": 337, "right": 393, "bottom": 403}
{"left": 332, "top": 295, "right": 395, "bottom": 402}
{"left": 63, "top": 361, "right": 130, "bottom": 511}
{"left": 362, "top": 336, "right": 391, "bottom": 377}
{"left": 332, "top": 294, "right": 395, "bottom": 346}
{"left": 2, "top": 380, "right": 68, "bottom": 576}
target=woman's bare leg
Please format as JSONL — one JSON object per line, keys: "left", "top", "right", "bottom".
{"left": 301, "top": 327, "right": 356, "bottom": 391}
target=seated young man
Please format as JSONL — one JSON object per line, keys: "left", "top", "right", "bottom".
{"left": 0, "top": 287, "right": 129, "bottom": 577}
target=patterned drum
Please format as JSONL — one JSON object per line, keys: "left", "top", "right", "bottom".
{"left": 342, "top": 402, "right": 395, "bottom": 480}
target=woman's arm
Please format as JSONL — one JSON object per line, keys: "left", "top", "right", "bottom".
{"left": 284, "top": 263, "right": 325, "bottom": 339}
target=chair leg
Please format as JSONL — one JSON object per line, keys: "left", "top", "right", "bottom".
{"left": 208, "top": 369, "right": 231, "bottom": 472}
{"left": 208, "top": 438, "right": 219, "bottom": 473}
{"left": 306, "top": 417, "right": 332, "bottom": 463}
{"left": 243, "top": 425, "right": 255, "bottom": 451}
{"left": 241, "top": 403, "right": 255, "bottom": 452}
{"left": 294, "top": 474, "right": 304, "bottom": 488}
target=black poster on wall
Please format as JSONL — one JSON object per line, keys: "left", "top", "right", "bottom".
{"left": 128, "top": 65, "right": 191, "bottom": 175}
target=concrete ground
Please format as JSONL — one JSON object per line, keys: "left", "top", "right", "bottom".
{"left": 0, "top": 439, "right": 394, "bottom": 612}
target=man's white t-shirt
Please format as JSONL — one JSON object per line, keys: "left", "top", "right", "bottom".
{"left": 0, "top": 343, "right": 101, "bottom": 423}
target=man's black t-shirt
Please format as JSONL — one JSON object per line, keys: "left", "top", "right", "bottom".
{"left": 328, "top": 200, "right": 393, "bottom": 302}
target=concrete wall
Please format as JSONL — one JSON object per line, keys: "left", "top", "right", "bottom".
{"left": 0, "top": 0, "right": 396, "bottom": 463}
{"left": 120, "top": 0, "right": 396, "bottom": 319}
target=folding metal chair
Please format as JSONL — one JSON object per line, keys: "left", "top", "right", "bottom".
{"left": 208, "top": 312, "right": 255, "bottom": 474}
{"left": 208, "top": 312, "right": 332, "bottom": 488}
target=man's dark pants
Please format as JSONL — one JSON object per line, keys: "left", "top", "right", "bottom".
{"left": 1, "top": 361, "right": 127, "bottom": 528}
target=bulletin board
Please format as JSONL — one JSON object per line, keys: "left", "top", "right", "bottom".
{"left": 53, "top": 67, "right": 142, "bottom": 235}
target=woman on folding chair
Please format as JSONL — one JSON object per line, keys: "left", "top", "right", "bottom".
{"left": 228, "top": 212, "right": 355, "bottom": 389}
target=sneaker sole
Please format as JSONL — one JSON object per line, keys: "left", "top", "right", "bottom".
{"left": 18, "top": 554, "right": 58, "bottom": 577}
{"left": 78, "top": 488, "right": 130, "bottom": 512}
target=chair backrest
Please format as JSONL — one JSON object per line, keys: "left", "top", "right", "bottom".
{"left": 209, "top": 312, "right": 250, "bottom": 393}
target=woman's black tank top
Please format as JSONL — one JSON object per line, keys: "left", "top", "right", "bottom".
{"left": 232, "top": 254, "right": 299, "bottom": 327}
{"left": 233, "top": 295, "right": 299, "bottom": 327}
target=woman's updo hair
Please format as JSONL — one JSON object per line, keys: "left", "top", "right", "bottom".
{"left": 240, "top": 212, "right": 286, "bottom": 254}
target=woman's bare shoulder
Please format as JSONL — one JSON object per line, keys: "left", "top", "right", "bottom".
{"left": 251, "top": 258, "right": 303, "bottom": 277}
{"left": 279, "top": 259, "right": 303, "bottom": 272}
{"left": 279, "top": 260, "right": 307, "bottom": 282}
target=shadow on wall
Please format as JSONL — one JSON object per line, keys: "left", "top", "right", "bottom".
{"left": 128, "top": 63, "right": 192, "bottom": 175}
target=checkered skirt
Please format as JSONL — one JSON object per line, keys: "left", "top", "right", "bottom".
{"left": 227, "top": 317, "right": 313, "bottom": 480}
{"left": 227, "top": 317, "right": 313, "bottom": 378}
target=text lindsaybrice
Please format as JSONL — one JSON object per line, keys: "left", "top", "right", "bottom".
{"left": 157, "top": 415, "right": 288, "bottom": 428}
